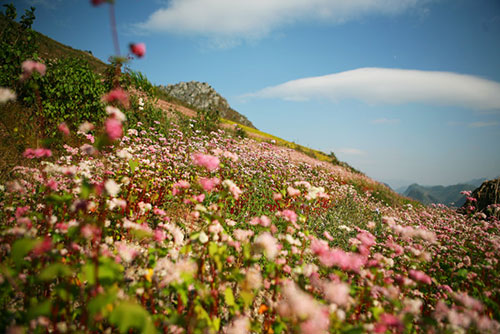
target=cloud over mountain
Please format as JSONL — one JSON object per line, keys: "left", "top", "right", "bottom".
{"left": 247, "top": 68, "right": 500, "bottom": 110}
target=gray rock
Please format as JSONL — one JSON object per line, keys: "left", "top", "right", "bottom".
{"left": 159, "top": 81, "right": 256, "bottom": 129}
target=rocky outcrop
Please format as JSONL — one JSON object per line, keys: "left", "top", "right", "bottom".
{"left": 159, "top": 81, "right": 255, "bottom": 129}
{"left": 464, "top": 178, "right": 500, "bottom": 215}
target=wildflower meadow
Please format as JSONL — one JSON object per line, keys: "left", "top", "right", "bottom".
{"left": 0, "top": 2, "right": 499, "bottom": 334}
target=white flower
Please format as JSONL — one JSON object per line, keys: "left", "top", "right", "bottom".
{"left": 199, "top": 231, "right": 209, "bottom": 243}
{"left": 254, "top": 232, "right": 279, "bottom": 259}
{"left": 0, "top": 87, "right": 16, "bottom": 104}
{"left": 104, "top": 179, "right": 120, "bottom": 197}
{"left": 117, "top": 148, "right": 133, "bottom": 160}
{"left": 106, "top": 106, "right": 126, "bottom": 122}
{"left": 78, "top": 121, "right": 94, "bottom": 133}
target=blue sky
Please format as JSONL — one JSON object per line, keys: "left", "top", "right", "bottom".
{"left": 11, "top": 0, "right": 500, "bottom": 188}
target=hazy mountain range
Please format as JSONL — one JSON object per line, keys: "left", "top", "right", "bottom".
{"left": 396, "top": 178, "right": 488, "bottom": 207}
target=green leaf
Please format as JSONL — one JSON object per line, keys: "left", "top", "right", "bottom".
{"left": 109, "top": 301, "right": 156, "bottom": 334}
{"left": 11, "top": 238, "right": 39, "bottom": 267}
{"left": 342, "top": 326, "right": 364, "bottom": 334}
{"left": 27, "top": 299, "right": 52, "bottom": 320}
{"left": 224, "top": 287, "right": 235, "bottom": 307}
{"left": 128, "top": 159, "right": 139, "bottom": 174}
{"left": 39, "top": 263, "right": 72, "bottom": 281}
{"left": 79, "top": 257, "right": 123, "bottom": 285}
{"left": 240, "top": 290, "right": 254, "bottom": 308}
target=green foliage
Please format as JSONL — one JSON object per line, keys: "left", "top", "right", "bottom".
{"left": 123, "top": 68, "right": 156, "bottom": 98}
{"left": 196, "top": 108, "right": 220, "bottom": 134}
{"left": 26, "top": 57, "right": 107, "bottom": 135}
{"left": 0, "top": 5, "right": 39, "bottom": 89}
{"left": 109, "top": 301, "right": 156, "bottom": 334}
{"left": 126, "top": 94, "right": 171, "bottom": 135}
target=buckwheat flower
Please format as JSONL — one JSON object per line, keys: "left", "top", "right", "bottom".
{"left": 102, "top": 88, "right": 129, "bottom": 107}
{"left": 130, "top": 43, "right": 146, "bottom": 58}
{"left": 287, "top": 186, "right": 301, "bottom": 197}
{"left": 323, "top": 231, "right": 334, "bottom": 241}
{"left": 223, "top": 179, "right": 242, "bottom": 200}
{"left": 244, "top": 267, "right": 262, "bottom": 290}
{"left": 138, "top": 97, "right": 144, "bottom": 111}
{"left": 116, "top": 148, "right": 133, "bottom": 159}
{"left": 199, "top": 177, "right": 220, "bottom": 192}
{"left": 105, "top": 117, "right": 123, "bottom": 140}
{"left": 20, "top": 60, "right": 46, "bottom": 80}
{"left": 116, "top": 241, "right": 139, "bottom": 263}
{"left": 0, "top": 87, "right": 16, "bottom": 104}
{"left": 192, "top": 153, "right": 220, "bottom": 171}
{"left": 322, "top": 281, "right": 350, "bottom": 307}
{"left": 403, "top": 298, "right": 423, "bottom": 315}
{"left": 409, "top": 269, "right": 432, "bottom": 285}
{"left": 225, "top": 316, "right": 250, "bottom": 334}
{"left": 104, "top": 179, "right": 120, "bottom": 197}
{"left": 78, "top": 121, "right": 94, "bottom": 133}
{"left": 254, "top": 232, "right": 279, "bottom": 259}
{"left": 223, "top": 150, "right": 239, "bottom": 162}
{"left": 280, "top": 209, "right": 297, "bottom": 224}
{"left": 273, "top": 193, "right": 283, "bottom": 200}
{"left": 58, "top": 122, "right": 70, "bottom": 136}
{"left": 106, "top": 106, "right": 126, "bottom": 122}
{"left": 199, "top": 231, "right": 209, "bottom": 243}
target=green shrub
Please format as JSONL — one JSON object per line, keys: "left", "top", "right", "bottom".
{"left": 0, "top": 5, "right": 38, "bottom": 89}
{"left": 24, "top": 57, "right": 107, "bottom": 136}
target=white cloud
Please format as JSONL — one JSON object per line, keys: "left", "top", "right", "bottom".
{"left": 468, "top": 121, "right": 499, "bottom": 128}
{"left": 247, "top": 68, "right": 500, "bottom": 110}
{"left": 337, "top": 148, "right": 365, "bottom": 155}
{"left": 136, "top": 0, "right": 430, "bottom": 39}
{"left": 372, "top": 118, "right": 400, "bottom": 124}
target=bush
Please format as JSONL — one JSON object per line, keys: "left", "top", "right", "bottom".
{"left": 23, "top": 57, "right": 107, "bottom": 136}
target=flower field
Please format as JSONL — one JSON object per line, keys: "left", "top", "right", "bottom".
{"left": 1, "top": 113, "right": 499, "bottom": 333}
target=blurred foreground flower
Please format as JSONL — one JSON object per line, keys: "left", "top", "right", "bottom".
{"left": 130, "top": 43, "right": 146, "bottom": 58}
{"left": 20, "top": 60, "right": 46, "bottom": 81}
{"left": 0, "top": 87, "right": 16, "bottom": 103}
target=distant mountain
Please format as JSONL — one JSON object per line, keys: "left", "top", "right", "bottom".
{"left": 403, "top": 183, "right": 477, "bottom": 207}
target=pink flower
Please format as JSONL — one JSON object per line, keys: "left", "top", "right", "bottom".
{"left": 105, "top": 117, "right": 123, "bottom": 141}
{"left": 129, "top": 43, "right": 146, "bottom": 58}
{"left": 311, "top": 238, "right": 330, "bottom": 256}
{"left": 317, "top": 248, "right": 366, "bottom": 272}
{"left": 323, "top": 231, "right": 334, "bottom": 241}
{"left": 322, "top": 281, "right": 350, "bottom": 307}
{"left": 32, "top": 237, "right": 52, "bottom": 256}
{"left": 287, "top": 186, "right": 300, "bottom": 197}
{"left": 409, "top": 269, "right": 432, "bottom": 285}
{"left": 273, "top": 193, "right": 283, "bottom": 201}
{"left": 23, "top": 148, "right": 52, "bottom": 159}
{"left": 357, "top": 231, "right": 376, "bottom": 247}
{"left": 280, "top": 209, "right": 297, "bottom": 224}
{"left": 58, "top": 122, "right": 70, "bottom": 136}
{"left": 172, "top": 180, "right": 190, "bottom": 195}
{"left": 223, "top": 180, "right": 242, "bottom": 200}
{"left": 374, "top": 314, "right": 403, "bottom": 333}
{"left": 102, "top": 88, "right": 129, "bottom": 107}
{"left": 199, "top": 177, "right": 220, "bottom": 192}
{"left": 20, "top": 60, "right": 46, "bottom": 80}
{"left": 154, "top": 229, "right": 167, "bottom": 242}
{"left": 192, "top": 153, "right": 220, "bottom": 171}
{"left": 254, "top": 232, "right": 279, "bottom": 259}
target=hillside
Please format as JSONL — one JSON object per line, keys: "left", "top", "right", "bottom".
{"left": 1, "top": 6, "right": 500, "bottom": 334}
